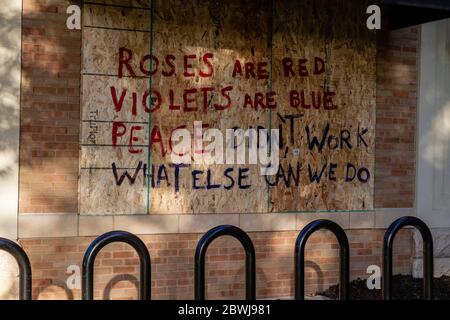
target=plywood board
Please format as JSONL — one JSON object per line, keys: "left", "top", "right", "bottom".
{"left": 80, "top": 0, "right": 375, "bottom": 215}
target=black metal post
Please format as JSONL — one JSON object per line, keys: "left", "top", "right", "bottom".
{"left": 195, "top": 225, "right": 256, "bottom": 300}
{"left": 0, "top": 238, "right": 32, "bottom": 300}
{"left": 383, "top": 216, "right": 433, "bottom": 300}
{"left": 82, "top": 230, "right": 151, "bottom": 300}
{"left": 295, "top": 219, "right": 350, "bottom": 300}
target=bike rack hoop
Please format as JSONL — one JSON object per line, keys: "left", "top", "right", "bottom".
{"left": 82, "top": 230, "right": 151, "bottom": 300}
{"left": 194, "top": 225, "right": 256, "bottom": 300}
{"left": 295, "top": 219, "right": 350, "bottom": 300}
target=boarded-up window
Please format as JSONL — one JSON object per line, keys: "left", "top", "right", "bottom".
{"left": 80, "top": 0, "right": 375, "bottom": 215}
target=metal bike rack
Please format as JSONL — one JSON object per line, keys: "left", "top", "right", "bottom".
{"left": 0, "top": 216, "right": 434, "bottom": 300}
{"left": 295, "top": 219, "right": 350, "bottom": 300}
{"left": 82, "top": 230, "right": 151, "bottom": 300}
{"left": 195, "top": 225, "right": 256, "bottom": 300}
{"left": 383, "top": 216, "right": 434, "bottom": 300}
{"left": 0, "top": 238, "right": 32, "bottom": 300}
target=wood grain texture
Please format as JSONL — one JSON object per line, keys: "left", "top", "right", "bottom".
{"left": 80, "top": 0, "right": 375, "bottom": 215}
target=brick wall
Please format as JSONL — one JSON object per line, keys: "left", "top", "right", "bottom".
{"left": 374, "top": 27, "right": 419, "bottom": 208}
{"left": 21, "top": 230, "right": 412, "bottom": 300}
{"left": 18, "top": 1, "right": 420, "bottom": 214}
{"left": 19, "top": 0, "right": 80, "bottom": 214}
{"left": 16, "top": 0, "right": 420, "bottom": 300}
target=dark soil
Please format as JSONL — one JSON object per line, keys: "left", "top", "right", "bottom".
{"left": 318, "top": 275, "right": 450, "bottom": 300}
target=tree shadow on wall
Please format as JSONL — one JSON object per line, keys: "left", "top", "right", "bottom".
{"left": 0, "top": 3, "right": 21, "bottom": 179}
{"left": 17, "top": 0, "right": 83, "bottom": 215}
